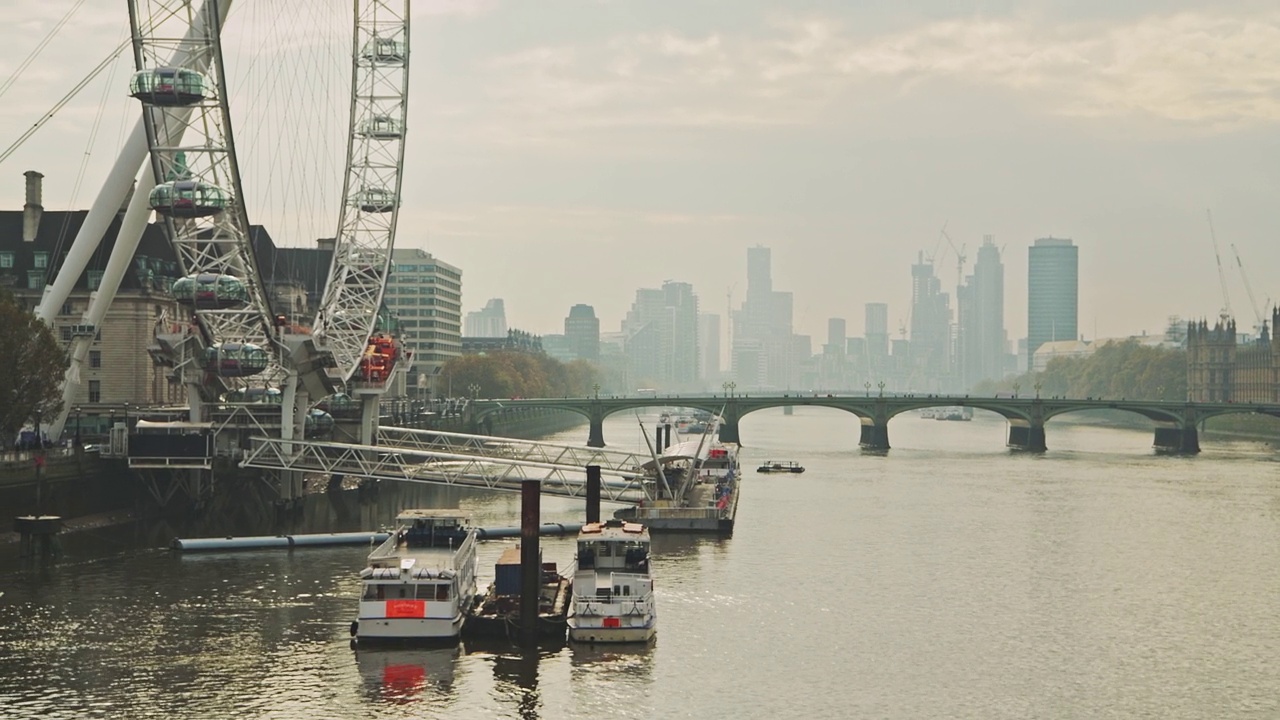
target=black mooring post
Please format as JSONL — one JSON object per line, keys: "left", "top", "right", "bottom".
{"left": 586, "top": 465, "right": 601, "bottom": 523}
{"left": 520, "top": 480, "right": 541, "bottom": 646}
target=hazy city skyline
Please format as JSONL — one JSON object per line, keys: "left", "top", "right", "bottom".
{"left": 4, "top": 1, "right": 1279, "bottom": 344}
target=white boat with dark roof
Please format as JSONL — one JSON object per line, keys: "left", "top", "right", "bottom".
{"left": 567, "top": 520, "right": 656, "bottom": 644}
{"left": 351, "top": 510, "right": 478, "bottom": 644}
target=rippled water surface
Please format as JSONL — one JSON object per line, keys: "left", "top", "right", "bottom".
{"left": 2, "top": 409, "right": 1280, "bottom": 719}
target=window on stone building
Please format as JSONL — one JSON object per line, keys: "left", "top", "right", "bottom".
{"left": 89, "top": 380, "right": 101, "bottom": 403}
{"left": 28, "top": 270, "right": 43, "bottom": 289}
{"left": 90, "top": 351, "right": 101, "bottom": 369}
{"left": 60, "top": 327, "right": 72, "bottom": 342}
{"left": 0, "top": 252, "right": 12, "bottom": 268}
{"left": 33, "top": 252, "right": 48, "bottom": 269}
{"left": 87, "top": 270, "right": 103, "bottom": 290}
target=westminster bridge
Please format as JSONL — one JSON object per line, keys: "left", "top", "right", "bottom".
{"left": 465, "top": 394, "right": 1280, "bottom": 454}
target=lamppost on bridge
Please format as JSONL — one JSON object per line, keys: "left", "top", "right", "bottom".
{"left": 468, "top": 383, "right": 480, "bottom": 400}
{"left": 1157, "top": 385, "right": 1165, "bottom": 401}
{"left": 864, "top": 381, "right": 871, "bottom": 397}
{"left": 593, "top": 383, "right": 600, "bottom": 400}
{"left": 877, "top": 381, "right": 885, "bottom": 398}
{"left": 1012, "top": 382, "right": 1020, "bottom": 399}
{"left": 1035, "top": 382, "right": 1042, "bottom": 399}
{"left": 726, "top": 381, "right": 736, "bottom": 398}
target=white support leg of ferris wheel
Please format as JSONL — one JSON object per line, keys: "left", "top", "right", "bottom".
{"left": 33, "top": 0, "right": 232, "bottom": 328}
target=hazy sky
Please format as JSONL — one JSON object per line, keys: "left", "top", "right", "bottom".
{"left": 4, "top": 0, "right": 1280, "bottom": 348}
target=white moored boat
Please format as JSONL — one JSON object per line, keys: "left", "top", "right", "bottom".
{"left": 352, "top": 510, "right": 478, "bottom": 643}
{"left": 568, "top": 520, "right": 656, "bottom": 644}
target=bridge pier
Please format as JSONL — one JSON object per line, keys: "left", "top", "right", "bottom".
{"left": 718, "top": 419, "right": 740, "bottom": 445}
{"left": 1006, "top": 420, "right": 1046, "bottom": 452}
{"left": 587, "top": 417, "right": 605, "bottom": 448}
{"left": 859, "top": 419, "right": 889, "bottom": 451}
{"left": 1153, "top": 425, "right": 1200, "bottom": 454}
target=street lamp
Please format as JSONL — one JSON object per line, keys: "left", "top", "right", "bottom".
{"left": 74, "top": 406, "right": 81, "bottom": 448}
{"left": 593, "top": 383, "right": 600, "bottom": 400}
{"left": 1157, "top": 385, "right": 1165, "bottom": 401}
{"left": 864, "top": 381, "right": 871, "bottom": 397}
{"left": 727, "top": 381, "right": 736, "bottom": 398}
{"left": 1034, "top": 382, "right": 1042, "bottom": 399}
{"left": 468, "top": 383, "right": 480, "bottom": 399}
{"left": 721, "top": 381, "right": 729, "bottom": 398}
{"left": 877, "top": 381, "right": 885, "bottom": 397}
{"left": 1012, "top": 382, "right": 1021, "bottom": 398}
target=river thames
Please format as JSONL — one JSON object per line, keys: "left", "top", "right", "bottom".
{"left": 2, "top": 408, "right": 1279, "bottom": 719}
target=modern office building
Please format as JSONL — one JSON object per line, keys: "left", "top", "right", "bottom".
{"left": 564, "top": 303, "right": 600, "bottom": 361}
{"left": 386, "top": 248, "right": 462, "bottom": 395}
{"left": 732, "top": 245, "right": 803, "bottom": 390}
{"left": 956, "top": 235, "right": 1006, "bottom": 388}
{"left": 464, "top": 298, "right": 507, "bottom": 338}
{"left": 699, "top": 312, "right": 721, "bottom": 383}
{"left": 622, "top": 281, "right": 700, "bottom": 389}
{"left": 909, "top": 251, "right": 952, "bottom": 388}
{"left": 1027, "top": 237, "right": 1078, "bottom": 360}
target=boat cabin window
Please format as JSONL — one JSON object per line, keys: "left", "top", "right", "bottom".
{"left": 434, "top": 584, "right": 450, "bottom": 601}
{"left": 363, "top": 584, "right": 387, "bottom": 600}
{"left": 597, "top": 542, "right": 613, "bottom": 557}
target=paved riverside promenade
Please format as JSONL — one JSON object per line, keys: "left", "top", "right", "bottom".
{"left": 466, "top": 394, "right": 1280, "bottom": 454}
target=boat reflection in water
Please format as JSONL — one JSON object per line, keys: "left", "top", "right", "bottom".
{"left": 354, "top": 646, "right": 461, "bottom": 706}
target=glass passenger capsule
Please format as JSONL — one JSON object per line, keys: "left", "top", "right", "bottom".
{"left": 358, "top": 114, "right": 403, "bottom": 139}
{"left": 224, "top": 387, "right": 282, "bottom": 404}
{"left": 171, "top": 273, "right": 248, "bottom": 309}
{"left": 361, "top": 36, "right": 407, "bottom": 65}
{"left": 352, "top": 187, "right": 396, "bottom": 213}
{"left": 318, "top": 392, "right": 360, "bottom": 418}
{"left": 129, "top": 67, "right": 209, "bottom": 106}
{"left": 202, "top": 342, "right": 269, "bottom": 378}
{"left": 305, "top": 409, "right": 334, "bottom": 438}
{"left": 149, "top": 180, "right": 229, "bottom": 218}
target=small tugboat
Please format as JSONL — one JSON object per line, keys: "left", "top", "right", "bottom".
{"left": 351, "top": 510, "right": 478, "bottom": 644}
{"left": 756, "top": 460, "right": 805, "bottom": 474}
{"left": 567, "top": 520, "right": 656, "bottom": 644}
{"left": 465, "top": 544, "right": 573, "bottom": 641}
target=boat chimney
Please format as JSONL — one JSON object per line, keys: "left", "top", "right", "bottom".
{"left": 520, "top": 480, "right": 542, "bottom": 646}
{"left": 585, "top": 465, "right": 601, "bottom": 523}
{"left": 23, "top": 170, "right": 43, "bottom": 243}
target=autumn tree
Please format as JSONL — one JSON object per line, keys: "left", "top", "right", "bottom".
{"left": 0, "top": 288, "right": 68, "bottom": 447}
{"left": 439, "top": 351, "right": 601, "bottom": 399}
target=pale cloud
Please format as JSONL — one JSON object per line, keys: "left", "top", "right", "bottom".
{"left": 417, "top": 0, "right": 498, "bottom": 19}
{"left": 456, "top": 9, "right": 1280, "bottom": 147}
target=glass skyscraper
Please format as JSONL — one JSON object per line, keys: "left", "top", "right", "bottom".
{"left": 1027, "top": 237, "right": 1078, "bottom": 360}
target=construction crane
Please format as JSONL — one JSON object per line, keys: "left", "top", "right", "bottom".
{"left": 1206, "top": 209, "right": 1233, "bottom": 323}
{"left": 1230, "top": 243, "right": 1267, "bottom": 335}
{"left": 939, "top": 224, "right": 966, "bottom": 288}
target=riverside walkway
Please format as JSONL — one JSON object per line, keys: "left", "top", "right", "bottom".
{"left": 466, "top": 394, "right": 1280, "bottom": 454}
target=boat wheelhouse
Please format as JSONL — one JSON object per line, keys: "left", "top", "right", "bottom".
{"left": 353, "top": 510, "right": 478, "bottom": 644}
{"left": 567, "top": 520, "right": 655, "bottom": 644}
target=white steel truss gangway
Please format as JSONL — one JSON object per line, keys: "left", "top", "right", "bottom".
{"left": 375, "top": 426, "right": 656, "bottom": 476}
{"left": 239, "top": 436, "right": 652, "bottom": 503}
